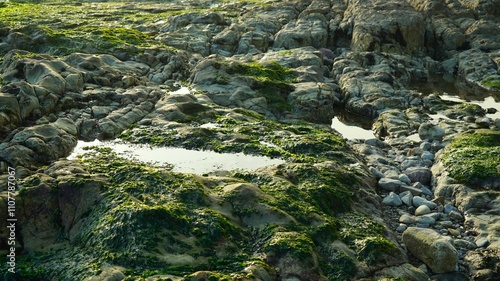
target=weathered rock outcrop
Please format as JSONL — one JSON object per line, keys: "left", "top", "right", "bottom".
{"left": 0, "top": 118, "right": 77, "bottom": 169}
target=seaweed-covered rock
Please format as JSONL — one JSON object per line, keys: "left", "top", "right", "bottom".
{"left": 441, "top": 129, "right": 500, "bottom": 188}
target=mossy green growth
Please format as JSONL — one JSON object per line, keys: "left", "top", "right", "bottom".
{"left": 70, "top": 148, "right": 251, "bottom": 276}
{"left": 444, "top": 102, "right": 485, "bottom": 118}
{"left": 338, "top": 212, "right": 385, "bottom": 245}
{"left": 265, "top": 231, "right": 315, "bottom": 261}
{"left": 319, "top": 248, "right": 357, "bottom": 281}
{"left": 224, "top": 61, "right": 296, "bottom": 113}
{"left": 226, "top": 61, "right": 293, "bottom": 83}
{"left": 356, "top": 237, "right": 398, "bottom": 265}
{"left": 481, "top": 77, "right": 500, "bottom": 90}
{"left": 182, "top": 271, "right": 232, "bottom": 281}
{"left": 0, "top": 1, "right": 193, "bottom": 55}
{"left": 337, "top": 212, "right": 398, "bottom": 265}
{"left": 442, "top": 129, "right": 500, "bottom": 184}
{"left": 234, "top": 163, "right": 360, "bottom": 223}
{"left": 120, "top": 109, "right": 356, "bottom": 165}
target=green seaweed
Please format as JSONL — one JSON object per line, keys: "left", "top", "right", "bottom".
{"left": 120, "top": 111, "right": 355, "bottom": 164}
{"left": 481, "top": 77, "right": 500, "bottom": 90}
{"left": 224, "top": 61, "right": 296, "bottom": 112}
{"left": 442, "top": 129, "right": 500, "bottom": 184}
{"left": 356, "top": 237, "right": 398, "bottom": 265}
{"left": 0, "top": 1, "right": 210, "bottom": 55}
{"left": 265, "top": 231, "right": 315, "bottom": 261}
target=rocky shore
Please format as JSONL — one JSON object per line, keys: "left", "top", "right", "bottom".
{"left": 0, "top": 0, "right": 499, "bottom": 280}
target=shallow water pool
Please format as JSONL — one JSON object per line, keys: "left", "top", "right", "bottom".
{"left": 68, "top": 140, "right": 285, "bottom": 174}
{"left": 331, "top": 116, "right": 375, "bottom": 140}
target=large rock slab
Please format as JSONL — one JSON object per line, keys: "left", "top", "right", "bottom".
{"left": 402, "top": 227, "right": 458, "bottom": 273}
{"left": 287, "top": 82, "right": 338, "bottom": 124}
{"left": 274, "top": 14, "right": 329, "bottom": 50}
{"left": 341, "top": 0, "right": 426, "bottom": 54}
{"left": 0, "top": 118, "right": 77, "bottom": 168}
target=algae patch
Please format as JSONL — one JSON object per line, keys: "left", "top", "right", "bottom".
{"left": 442, "top": 129, "right": 500, "bottom": 186}
{"left": 481, "top": 77, "right": 500, "bottom": 90}
{"left": 218, "top": 60, "right": 296, "bottom": 113}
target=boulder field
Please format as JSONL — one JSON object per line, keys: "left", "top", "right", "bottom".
{"left": 0, "top": 0, "right": 499, "bottom": 280}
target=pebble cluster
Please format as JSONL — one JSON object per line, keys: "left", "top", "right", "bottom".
{"left": 350, "top": 124, "right": 495, "bottom": 278}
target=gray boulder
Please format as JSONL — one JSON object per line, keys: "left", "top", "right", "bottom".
{"left": 287, "top": 82, "right": 337, "bottom": 124}
{"left": 405, "top": 167, "right": 432, "bottom": 185}
{"left": 342, "top": 0, "right": 425, "bottom": 54}
{"left": 399, "top": 191, "right": 413, "bottom": 206}
{"left": 0, "top": 118, "right": 77, "bottom": 168}
{"left": 413, "top": 196, "right": 437, "bottom": 209}
{"left": 274, "top": 14, "right": 328, "bottom": 50}
{"left": 418, "top": 122, "right": 445, "bottom": 141}
{"left": 383, "top": 192, "right": 403, "bottom": 206}
{"left": 415, "top": 205, "right": 431, "bottom": 216}
{"left": 378, "top": 178, "right": 403, "bottom": 192}
{"left": 403, "top": 227, "right": 458, "bottom": 273}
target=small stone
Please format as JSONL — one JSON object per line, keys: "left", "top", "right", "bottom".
{"left": 475, "top": 237, "right": 490, "bottom": 248}
{"left": 383, "top": 192, "right": 403, "bottom": 206}
{"left": 413, "top": 196, "right": 437, "bottom": 209}
{"left": 412, "top": 181, "right": 424, "bottom": 190}
{"left": 421, "top": 187, "right": 433, "bottom": 196}
{"left": 475, "top": 117, "right": 491, "bottom": 128}
{"left": 422, "top": 159, "right": 433, "bottom": 167}
{"left": 378, "top": 178, "right": 403, "bottom": 192}
{"left": 396, "top": 224, "right": 408, "bottom": 233}
{"left": 448, "top": 228, "right": 461, "bottom": 237}
{"left": 400, "top": 214, "right": 416, "bottom": 224}
{"left": 437, "top": 205, "right": 444, "bottom": 213}
{"left": 465, "top": 230, "right": 477, "bottom": 236}
{"left": 454, "top": 239, "right": 469, "bottom": 248}
{"left": 369, "top": 167, "right": 384, "bottom": 179}
{"left": 444, "top": 204, "right": 458, "bottom": 214}
{"left": 398, "top": 174, "right": 412, "bottom": 184}
{"left": 421, "top": 151, "right": 434, "bottom": 161}
{"left": 415, "top": 205, "right": 431, "bottom": 216}
{"left": 384, "top": 169, "right": 400, "bottom": 179}
{"left": 420, "top": 141, "right": 431, "bottom": 151}
{"left": 416, "top": 223, "right": 430, "bottom": 228}
{"left": 439, "top": 221, "right": 454, "bottom": 228}
{"left": 400, "top": 184, "right": 423, "bottom": 196}
{"left": 448, "top": 210, "right": 463, "bottom": 221}
{"left": 425, "top": 213, "right": 440, "bottom": 221}
{"left": 401, "top": 159, "right": 422, "bottom": 171}
{"left": 417, "top": 216, "right": 435, "bottom": 225}
{"left": 399, "top": 190, "right": 413, "bottom": 206}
